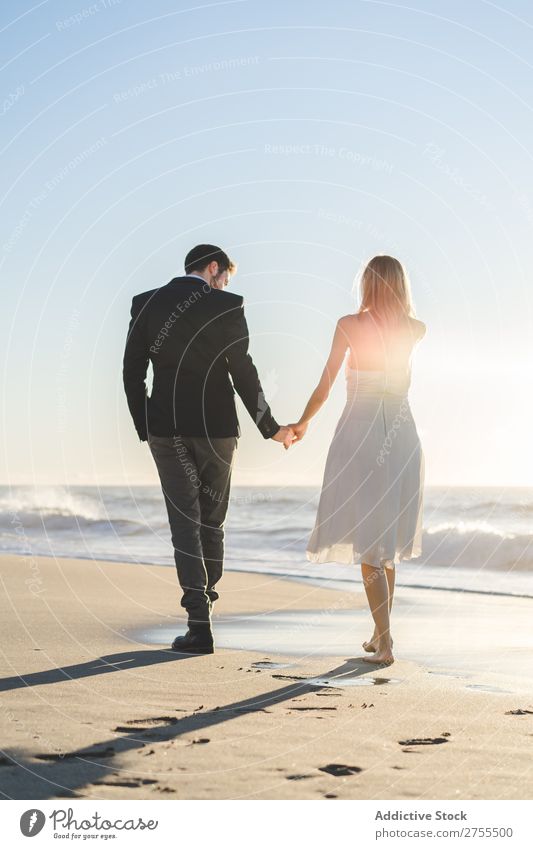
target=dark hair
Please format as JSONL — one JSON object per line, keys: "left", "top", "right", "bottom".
{"left": 184, "top": 244, "right": 236, "bottom": 275}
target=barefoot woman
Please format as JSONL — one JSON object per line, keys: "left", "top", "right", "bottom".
{"left": 289, "top": 256, "right": 425, "bottom": 665}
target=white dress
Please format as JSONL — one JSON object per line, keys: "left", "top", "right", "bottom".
{"left": 306, "top": 363, "right": 424, "bottom": 569}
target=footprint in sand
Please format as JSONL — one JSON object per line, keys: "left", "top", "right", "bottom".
{"left": 319, "top": 764, "right": 363, "bottom": 777}
{"left": 398, "top": 737, "right": 449, "bottom": 746}
{"left": 127, "top": 716, "right": 182, "bottom": 725}
{"left": 113, "top": 716, "right": 183, "bottom": 733}
{"left": 35, "top": 746, "right": 116, "bottom": 761}
{"left": 93, "top": 779, "right": 158, "bottom": 788}
{"left": 272, "top": 673, "right": 309, "bottom": 681}
{"left": 505, "top": 708, "right": 533, "bottom": 715}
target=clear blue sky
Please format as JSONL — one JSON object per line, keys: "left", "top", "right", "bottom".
{"left": 1, "top": 0, "right": 532, "bottom": 486}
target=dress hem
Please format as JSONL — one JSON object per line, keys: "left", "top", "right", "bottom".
{"left": 306, "top": 545, "right": 422, "bottom": 568}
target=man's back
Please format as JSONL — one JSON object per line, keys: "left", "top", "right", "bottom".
{"left": 122, "top": 245, "right": 291, "bottom": 653}
{"left": 123, "top": 275, "right": 279, "bottom": 441}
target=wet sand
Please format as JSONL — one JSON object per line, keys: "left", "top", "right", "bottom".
{"left": 1, "top": 553, "right": 532, "bottom": 800}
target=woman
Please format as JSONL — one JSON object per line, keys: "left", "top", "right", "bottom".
{"left": 289, "top": 255, "right": 425, "bottom": 665}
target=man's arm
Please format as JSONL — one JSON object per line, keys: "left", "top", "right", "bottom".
{"left": 122, "top": 295, "right": 150, "bottom": 442}
{"left": 224, "top": 301, "right": 280, "bottom": 439}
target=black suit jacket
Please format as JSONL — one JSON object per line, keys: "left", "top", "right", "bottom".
{"left": 122, "top": 275, "right": 279, "bottom": 442}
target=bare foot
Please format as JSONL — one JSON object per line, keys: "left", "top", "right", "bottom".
{"left": 362, "top": 638, "right": 394, "bottom": 665}
{"left": 363, "top": 634, "right": 394, "bottom": 653}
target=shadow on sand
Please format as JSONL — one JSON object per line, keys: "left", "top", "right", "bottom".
{"left": 0, "top": 650, "right": 396, "bottom": 799}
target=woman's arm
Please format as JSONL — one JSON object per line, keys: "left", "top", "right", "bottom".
{"left": 289, "top": 318, "right": 350, "bottom": 440}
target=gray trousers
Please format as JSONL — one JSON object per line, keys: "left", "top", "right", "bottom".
{"left": 148, "top": 433, "right": 238, "bottom": 627}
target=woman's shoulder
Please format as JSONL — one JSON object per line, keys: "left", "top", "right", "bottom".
{"left": 337, "top": 312, "right": 370, "bottom": 339}
{"left": 408, "top": 316, "right": 426, "bottom": 338}
{"left": 338, "top": 311, "right": 367, "bottom": 328}
{"left": 336, "top": 312, "right": 425, "bottom": 338}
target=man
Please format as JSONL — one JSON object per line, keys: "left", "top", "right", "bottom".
{"left": 123, "top": 244, "right": 293, "bottom": 654}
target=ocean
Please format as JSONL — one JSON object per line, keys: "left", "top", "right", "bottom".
{"left": 2, "top": 485, "right": 533, "bottom": 598}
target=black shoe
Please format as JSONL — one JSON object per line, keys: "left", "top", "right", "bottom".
{"left": 171, "top": 628, "right": 214, "bottom": 654}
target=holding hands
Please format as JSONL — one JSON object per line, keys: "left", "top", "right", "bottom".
{"left": 271, "top": 425, "right": 296, "bottom": 450}
{"left": 271, "top": 421, "right": 308, "bottom": 450}
{"left": 287, "top": 421, "right": 308, "bottom": 442}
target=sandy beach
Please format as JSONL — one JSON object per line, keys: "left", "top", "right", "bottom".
{"left": 1, "top": 552, "right": 532, "bottom": 800}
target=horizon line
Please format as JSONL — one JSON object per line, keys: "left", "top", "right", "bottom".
{"left": 0, "top": 481, "right": 531, "bottom": 490}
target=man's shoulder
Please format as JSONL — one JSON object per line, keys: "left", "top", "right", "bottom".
{"left": 130, "top": 283, "right": 244, "bottom": 318}
{"left": 207, "top": 289, "right": 244, "bottom": 315}
{"left": 131, "top": 287, "right": 160, "bottom": 308}
{"left": 213, "top": 289, "right": 243, "bottom": 306}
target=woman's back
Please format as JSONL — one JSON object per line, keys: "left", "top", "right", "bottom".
{"left": 299, "top": 254, "right": 425, "bottom": 666}
{"left": 307, "top": 307, "right": 425, "bottom": 570}
{"left": 342, "top": 310, "right": 426, "bottom": 372}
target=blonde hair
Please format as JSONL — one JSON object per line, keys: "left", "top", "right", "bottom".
{"left": 358, "top": 255, "right": 415, "bottom": 323}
